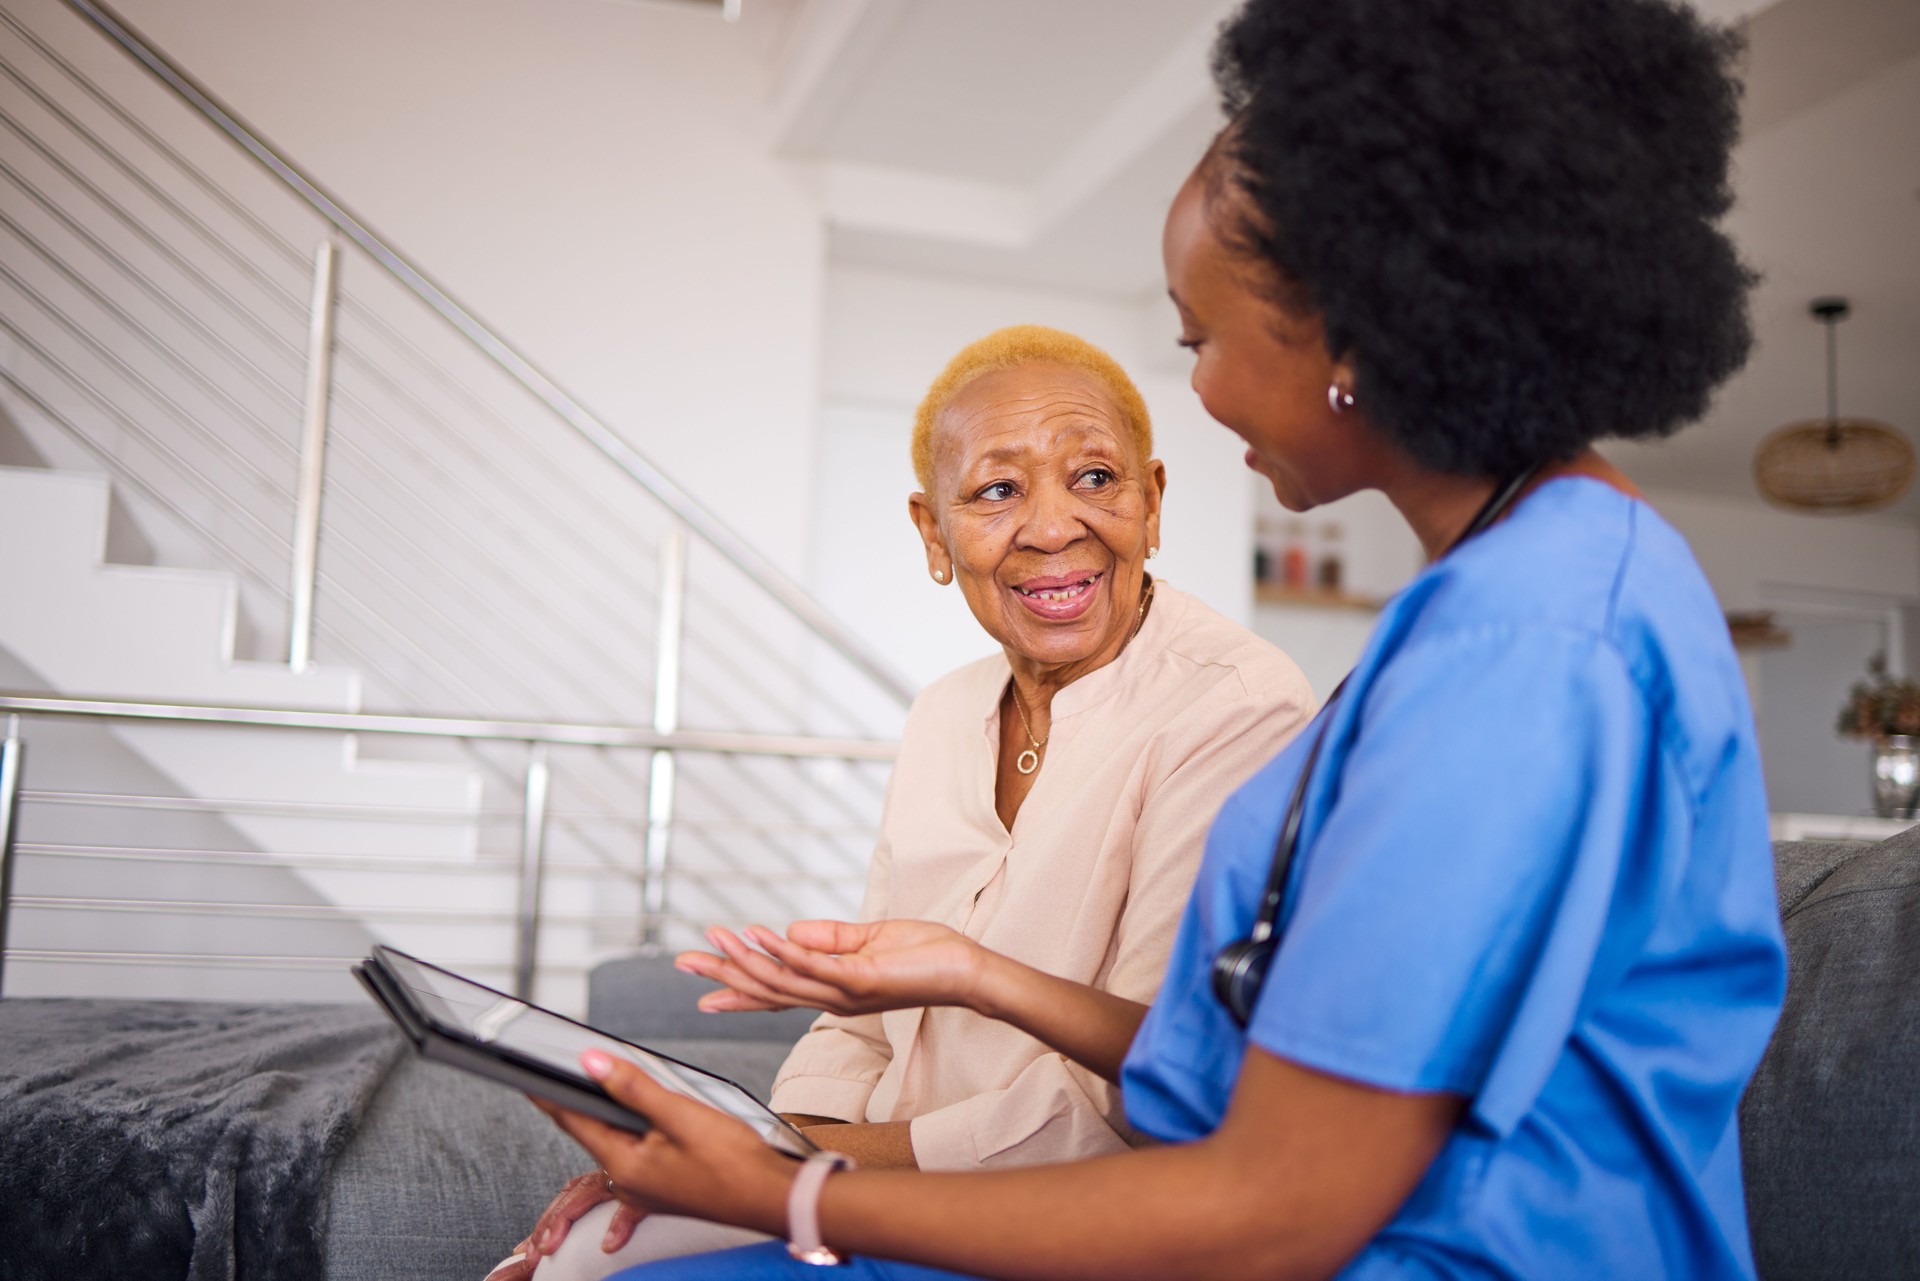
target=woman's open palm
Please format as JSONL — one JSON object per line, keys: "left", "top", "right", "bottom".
{"left": 676, "top": 919, "right": 988, "bottom": 1018}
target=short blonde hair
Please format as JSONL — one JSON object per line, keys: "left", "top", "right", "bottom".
{"left": 910, "top": 325, "right": 1153, "bottom": 491}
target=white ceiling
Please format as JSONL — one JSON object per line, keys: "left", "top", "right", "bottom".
{"left": 797, "top": 1, "right": 1215, "bottom": 185}
{"left": 757, "top": 0, "right": 1920, "bottom": 517}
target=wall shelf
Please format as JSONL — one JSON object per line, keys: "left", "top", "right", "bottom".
{"left": 1726, "top": 610, "right": 1792, "bottom": 651}
{"left": 1253, "top": 584, "right": 1386, "bottom": 613}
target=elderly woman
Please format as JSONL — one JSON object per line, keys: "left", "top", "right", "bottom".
{"left": 497, "top": 325, "right": 1312, "bottom": 1279}
{"left": 535, "top": 1, "right": 1789, "bottom": 1278}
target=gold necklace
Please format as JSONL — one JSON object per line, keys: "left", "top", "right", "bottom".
{"left": 1008, "top": 578, "right": 1156, "bottom": 777}
{"left": 1010, "top": 688, "right": 1046, "bottom": 776}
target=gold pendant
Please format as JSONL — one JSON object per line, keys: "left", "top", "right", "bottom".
{"left": 1016, "top": 748, "right": 1040, "bottom": 775}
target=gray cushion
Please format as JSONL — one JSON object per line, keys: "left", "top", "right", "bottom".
{"left": 587, "top": 954, "right": 819, "bottom": 1044}
{"left": 321, "top": 1053, "right": 582, "bottom": 1281}
{"left": 1770, "top": 839, "right": 1875, "bottom": 916}
{"left": 1743, "top": 831, "right": 1920, "bottom": 1279}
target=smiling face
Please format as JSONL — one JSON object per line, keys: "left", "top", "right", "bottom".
{"left": 1163, "top": 172, "right": 1380, "bottom": 512}
{"left": 910, "top": 362, "right": 1165, "bottom": 680}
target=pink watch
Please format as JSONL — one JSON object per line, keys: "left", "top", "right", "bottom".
{"left": 786, "top": 1150, "right": 857, "bottom": 1265}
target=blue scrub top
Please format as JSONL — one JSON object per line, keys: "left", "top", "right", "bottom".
{"left": 1121, "top": 478, "right": 1787, "bottom": 1279}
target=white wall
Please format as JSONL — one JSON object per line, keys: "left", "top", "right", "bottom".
{"left": 1645, "top": 487, "right": 1920, "bottom": 611}
{"left": 810, "top": 264, "right": 1253, "bottom": 689}
{"left": 1645, "top": 486, "right": 1920, "bottom": 816}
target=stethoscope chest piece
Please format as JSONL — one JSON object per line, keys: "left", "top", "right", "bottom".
{"left": 1210, "top": 934, "right": 1276, "bottom": 1029}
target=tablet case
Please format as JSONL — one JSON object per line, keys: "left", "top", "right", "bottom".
{"left": 353, "top": 945, "right": 813, "bottom": 1151}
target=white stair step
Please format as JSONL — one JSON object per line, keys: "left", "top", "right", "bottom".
{"left": 0, "top": 466, "right": 359, "bottom": 710}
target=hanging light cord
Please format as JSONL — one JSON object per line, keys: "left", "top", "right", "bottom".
{"left": 1825, "top": 311, "right": 1840, "bottom": 444}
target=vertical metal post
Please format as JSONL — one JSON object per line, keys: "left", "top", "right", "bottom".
{"left": 0, "top": 716, "right": 24, "bottom": 996}
{"left": 289, "top": 239, "right": 338, "bottom": 673}
{"left": 512, "top": 742, "right": 552, "bottom": 1000}
{"left": 641, "top": 523, "right": 688, "bottom": 948}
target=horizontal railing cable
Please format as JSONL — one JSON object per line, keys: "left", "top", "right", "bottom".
{"left": 0, "top": 694, "right": 897, "bottom": 759}
{"left": 0, "top": 45, "right": 306, "bottom": 307}
{"left": 0, "top": 153, "right": 303, "bottom": 410}
{"left": 3, "top": 948, "right": 597, "bottom": 976}
{"left": 0, "top": 4, "right": 311, "bottom": 273}
{"left": 14, "top": 841, "right": 872, "bottom": 877}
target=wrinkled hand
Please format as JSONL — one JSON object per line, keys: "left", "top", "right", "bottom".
{"left": 675, "top": 919, "right": 989, "bottom": 1017}
{"left": 534, "top": 1050, "right": 794, "bottom": 1234}
{"left": 487, "top": 1168, "right": 647, "bottom": 1280}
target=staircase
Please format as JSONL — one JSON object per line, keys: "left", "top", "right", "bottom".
{"left": 0, "top": 0, "right": 906, "bottom": 1013}
{"left": 0, "top": 463, "right": 626, "bottom": 1002}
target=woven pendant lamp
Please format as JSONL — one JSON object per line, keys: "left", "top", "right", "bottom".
{"left": 1754, "top": 298, "right": 1915, "bottom": 513}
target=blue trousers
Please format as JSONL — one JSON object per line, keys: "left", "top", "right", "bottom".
{"left": 611, "top": 1242, "right": 978, "bottom": 1280}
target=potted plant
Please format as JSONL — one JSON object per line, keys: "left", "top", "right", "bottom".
{"left": 1837, "top": 654, "right": 1920, "bottom": 819}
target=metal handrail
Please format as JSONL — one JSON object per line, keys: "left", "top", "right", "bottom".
{"left": 0, "top": 694, "right": 891, "bottom": 997}
{"left": 0, "top": 693, "right": 897, "bottom": 761}
{"left": 60, "top": 0, "right": 915, "bottom": 706}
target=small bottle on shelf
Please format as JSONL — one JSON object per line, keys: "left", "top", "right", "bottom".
{"left": 1281, "top": 521, "right": 1310, "bottom": 588}
{"left": 1253, "top": 512, "right": 1283, "bottom": 585}
{"left": 1315, "top": 523, "right": 1344, "bottom": 594}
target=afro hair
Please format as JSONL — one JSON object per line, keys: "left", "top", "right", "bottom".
{"left": 1208, "top": 0, "right": 1756, "bottom": 475}
{"left": 911, "top": 325, "right": 1153, "bottom": 492}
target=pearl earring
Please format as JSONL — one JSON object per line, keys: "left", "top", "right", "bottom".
{"left": 933, "top": 569, "right": 946, "bottom": 583}
{"left": 1147, "top": 546, "right": 1158, "bottom": 560}
{"left": 1328, "top": 382, "right": 1355, "bottom": 414}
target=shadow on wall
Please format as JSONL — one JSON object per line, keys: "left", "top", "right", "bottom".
{"left": 0, "top": 399, "right": 46, "bottom": 469}
{"left": 0, "top": 401, "right": 156, "bottom": 567}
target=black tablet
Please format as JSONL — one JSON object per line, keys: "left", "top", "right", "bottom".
{"left": 353, "top": 944, "right": 816, "bottom": 1158}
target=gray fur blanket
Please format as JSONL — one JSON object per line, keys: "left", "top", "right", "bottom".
{"left": 0, "top": 998, "right": 403, "bottom": 1281}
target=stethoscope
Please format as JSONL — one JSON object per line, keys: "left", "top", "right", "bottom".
{"left": 1210, "top": 462, "right": 1547, "bottom": 1029}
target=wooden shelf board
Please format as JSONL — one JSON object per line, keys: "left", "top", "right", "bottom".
{"left": 1253, "top": 583, "right": 1386, "bottom": 612}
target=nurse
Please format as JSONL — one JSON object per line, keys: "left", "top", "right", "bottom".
{"left": 536, "top": 0, "right": 1788, "bottom": 1276}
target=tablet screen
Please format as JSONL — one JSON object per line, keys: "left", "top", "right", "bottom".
{"left": 375, "top": 947, "right": 811, "bottom": 1156}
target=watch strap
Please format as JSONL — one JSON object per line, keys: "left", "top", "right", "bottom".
{"left": 786, "top": 1150, "right": 856, "bottom": 1265}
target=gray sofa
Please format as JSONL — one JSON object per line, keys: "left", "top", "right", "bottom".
{"left": 5, "top": 832, "right": 1900, "bottom": 1279}
{"left": 1740, "top": 833, "right": 1920, "bottom": 1278}
{"left": 315, "top": 829, "right": 1920, "bottom": 1281}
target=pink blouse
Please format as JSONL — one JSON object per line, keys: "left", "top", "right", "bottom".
{"left": 768, "top": 584, "right": 1313, "bottom": 1170}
